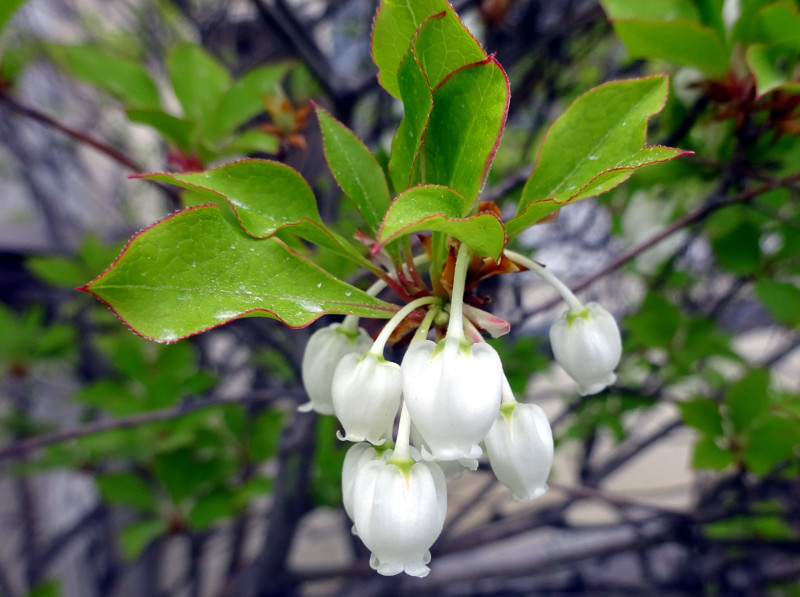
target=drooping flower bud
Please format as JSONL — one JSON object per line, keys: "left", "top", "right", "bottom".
{"left": 549, "top": 302, "right": 622, "bottom": 396}
{"left": 332, "top": 352, "right": 402, "bottom": 445}
{"left": 402, "top": 336, "right": 503, "bottom": 461}
{"left": 351, "top": 451, "right": 447, "bottom": 577}
{"left": 300, "top": 322, "right": 372, "bottom": 414}
{"left": 485, "top": 399, "right": 553, "bottom": 502}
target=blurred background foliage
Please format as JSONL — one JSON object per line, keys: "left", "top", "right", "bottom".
{"left": 0, "top": 0, "right": 799, "bottom": 596}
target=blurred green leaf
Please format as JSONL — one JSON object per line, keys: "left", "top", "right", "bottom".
{"left": 610, "top": 20, "right": 728, "bottom": 77}
{"left": 725, "top": 369, "right": 770, "bottom": 434}
{"left": 167, "top": 44, "right": 231, "bottom": 130}
{"left": 743, "top": 415, "right": 799, "bottom": 475}
{"left": 755, "top": 280, "right": 800, "bottom": 327}
{"left": 126, "top": 109, "right": 194, "bottom": 152}
{"left": 0, "top": 0, "right": 27, "bottom": 35}
{"left": 27, "top": 256, "right": 86, "bottom": 288}
{"left": 187, "top": 488, "right": 234, "bottom": 529}
{"left": 120, "top": 518, "right": 167, "bottom": 560}
{"left": 54, "top": 45, "right": 161, "bottom": 109}
{"left": 693, "top": 435, "right": 733, "bottom": 470}
{"left": 26, "top": 580, "right": 60, "bottom": 597}
{"left": 711, "top": 221, "right": 761, "bottom": 275}
{"left": 678, "top": 398, "right": 724, "bottom": 436}
{"left": 207, "top": 63, "right": 289, "bottom": 140}
{"left": 625, "top": 292, "right": 683, "bottom": 348}
{"left": 96, "top": 472, "right": 158, "bottom": 512}
{"left": 249, "top": 409, "right": 285, "bottom": 462}
{"left": 154, "top": 448, "right": 215, "bottom": 504}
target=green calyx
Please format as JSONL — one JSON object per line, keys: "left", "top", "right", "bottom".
{"left": 500, "top": 402, "right": 517, "bottom": 422}
{"left": 387, "top": 455, "right": 416, "bottom": 479}
{"left": 566, "top": 307, "right": 590, "bottom": 329}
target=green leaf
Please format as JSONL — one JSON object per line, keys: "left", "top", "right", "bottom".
{"left": 678, "top": 398, "right": 724, "bottom": 436}
{"left": 600, "top": 0, "right": 701, "bottom": 22}
{"left": 412, "top": 10, "right": 486, "bottom": 90}
{"left": 316, "top": 106, "right": 391, "bottom": 233}
{"left": 27, "top": 256, "right": 87, "bottom": 288}
{"left": 140, "top": 160, "right": 369, "bottom": 264}
{"left": 27, "top": 581, "right": 60, "bottom": 597}
{"left": 0, "top": 0, "right": 27, "bottom": 35}
{"left": 55, "top": 45, "right": 161, "bottom": 109}
{"left": 389, "top": 50, "right": 433, "bottom": 193}
{"left": 610, "top": 20, "right": 729, "bottom": 76}
{"left": 424, "top": 57, "right": 509, "bottom": 203}
{"left": 187, "top": 489, "right": 234, "bottom": 529}
{"left": 120, "top": 519, "right": 166, "bottom": 560}
{"left": 625, "top": 292, "right": 683, "bottom": 348}
{"left": 96, "top": 472, "right": 158, "bottom": 512}
{"left": 693, "top": 435, "right": 733, "bottom": 470}
{"left": 225, "top": 130, "right": 280, "bottom": 155}
{"left": 207, "top": 63, "right": 289, "bottom": 140}
{"left": 126, "top": 109, "right": 194, "bottom": 152}
{"left": 725, "top": 369, "right": 771, "bottom": 434}
{"left": 249, "top": 409, "right": 285, "bottom": 461}
{"left": 508, "top": 77, "right": 685, "bottom": 238}
{"left": 755, "top": 279, "right": 800, "bottom": 327}
{"left": 755, "top": 3, "right": 800, "bottom": 46}
{"left": 167, "top": 44, "right": 231, "bottom": 128}
{"left": 376, "top": 185, "right": 506, "bottom": 259}
{"left": 371, "top": 0, "right": 458, "bottom": 98}
{"left": 746, "top": 44, "right": 800, "bottom": 97}
{"left": 743, "top": 416, "right": 800, "bottom": 475}
{"left": 80, "top": 206, "right": 395, "bottom": 343}
{"left": 711, "top": 221, "right": 761, "bottom": 275}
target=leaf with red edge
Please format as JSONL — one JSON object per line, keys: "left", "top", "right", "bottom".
{"left": 138, "top": 160, "right": 373, "bottom": 266}
{"left": 423, "top": 57, "right": 509, "bottom": 205}
{"left": 507, "top": 76, "right": 687, "bottom": 239}
{"left": 80, "top": 206, "right": 396, "bottom": 343}
{"left": 372, "top": 0, "right": 466, "bottom": 99}
{"left": 375, "top": 185, "right": 505, "bottom": 259}
{"left": 315, "top": 105, "right": 391, "bottom": 233}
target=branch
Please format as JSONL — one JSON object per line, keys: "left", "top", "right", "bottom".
{"left": 0, "top": 391, "right": 291, "bottom": 463}
{"left": 527, "top": 172, "right": 800, "bottom": 315}
{"left": 0, "top": 92, "right": 144, "bottom": 172}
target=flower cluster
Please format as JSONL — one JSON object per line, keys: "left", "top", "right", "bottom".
{"left": 300, "top": 245, "right": 621, "bottom": 577}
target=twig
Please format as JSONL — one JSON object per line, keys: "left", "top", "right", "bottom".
{"left": 527, "top": 172, "right": 800, "bottom": 315}
{"left": 0, "top": 392, "right": 290, "bottom": 463}
{"left": 0, "top": 92, "right": 144, "bottom": 172}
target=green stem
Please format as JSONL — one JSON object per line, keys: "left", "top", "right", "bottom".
{"left": 370, "top": 296, "right": 438, "bottom": 356}
{"left": 504, "top": 249, "right": 584, "bottom": 313}
{"left": 448, "top": 242, "right": 472, "bottom": 341}
{"left": 412, "top": 304, "right": 439, "bottom": 344}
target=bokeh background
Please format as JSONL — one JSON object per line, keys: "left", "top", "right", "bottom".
{"left": 1, "top": 1, "right": 799, "bottom": 596}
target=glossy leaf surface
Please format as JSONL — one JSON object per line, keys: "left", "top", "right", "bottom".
{"left": 81, "top": 206, "right": 395, "bottom": 342}
{"left": 376, "top": 185, "right": 505, "bottom": 259}
{"left": 371, "top": 0, "right": 454, "bottom": 98}
{"left": 508, "top": 76, "right": 685, "bottom": 238}
{"left": 424, "top": 57, "right": 509, "bottom": 203}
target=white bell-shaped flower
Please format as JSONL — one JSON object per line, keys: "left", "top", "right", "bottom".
{"left": 332, "top": 352, "right": 402, "bottom": 445}
{"left": 409, "top": 422, "right": 478, "bottom": 480}
{"left": 300, "top": 322, "right": 372, "bottom": 414}
{"left": 549, "top": 302, "right": 622, "bottom": 396}
{"left": 341, "top": 442, "right": 384, "bottom": 535}
{"left": 402, "top": 337, "right": 503, "bottom": 461}
{"left": 351, "top": 452, "right": 447, "bottom": 577}
{"left": 485, "top": 397, "right": 554, "bottom": 502}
